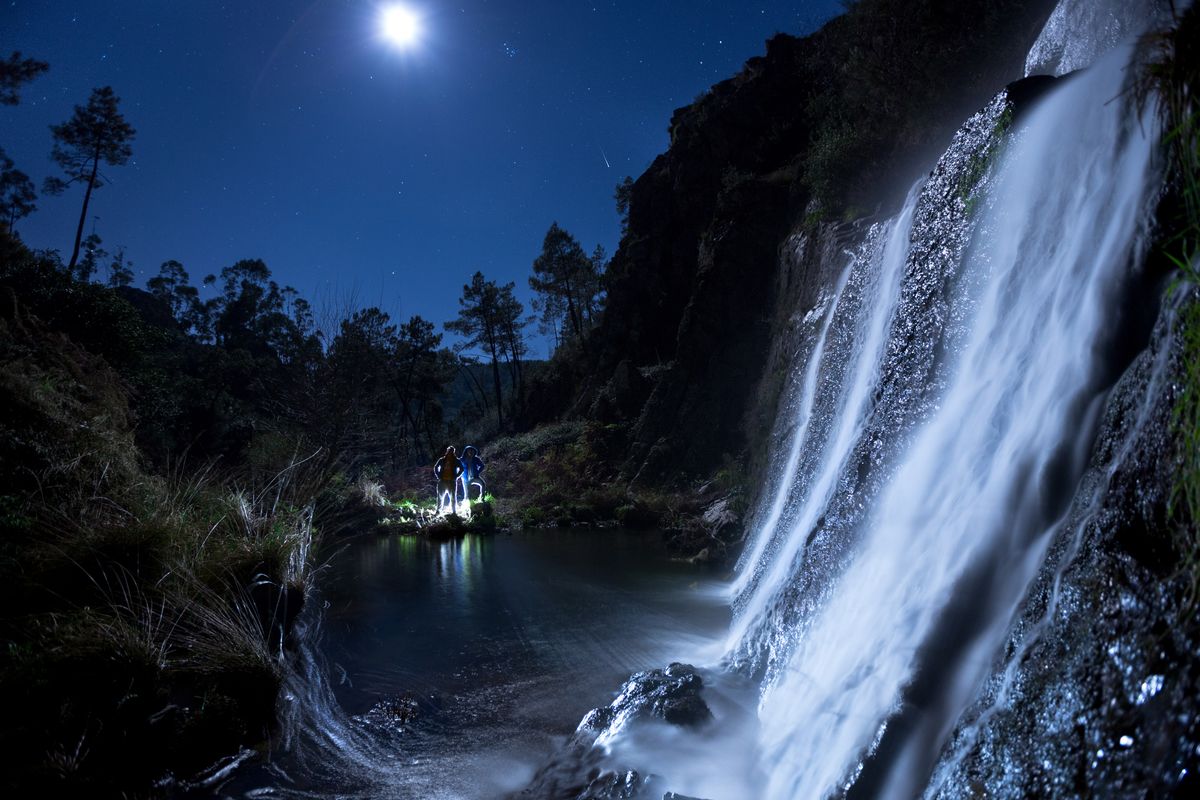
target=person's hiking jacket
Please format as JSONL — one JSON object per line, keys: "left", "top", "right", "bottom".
{"left": 435, "top": 456, "right": 463, "bottom": 482}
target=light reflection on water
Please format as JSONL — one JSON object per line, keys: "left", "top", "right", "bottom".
{"left": 218, "top": 529, "right": 728, "bottom": 799}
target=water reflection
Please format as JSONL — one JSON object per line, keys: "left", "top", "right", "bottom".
{"left": 219, "top": 530, "right": 727, "bottom": 799}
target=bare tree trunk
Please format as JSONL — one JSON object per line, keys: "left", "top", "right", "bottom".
{"left": 487, "top": 335, "right": 504, "bottom": 431}
{"left": 67, "top": 149, "right": 100, "bottom": 272}
{"left": 563, "top": 274, "right": 589, "bottom": 355}
{"left": 459, "top": 360, "right": 490, "bottom": 414}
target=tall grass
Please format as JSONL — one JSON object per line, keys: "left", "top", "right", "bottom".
{"left": 1, "top": 450, "right": 324, "bottom": 792}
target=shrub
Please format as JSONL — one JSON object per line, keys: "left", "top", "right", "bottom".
{"left": 616, "top": 502, "right": 661, "bottom": 530}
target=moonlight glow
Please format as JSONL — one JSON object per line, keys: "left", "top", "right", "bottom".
{"left": 380, "top": 5, "right": 421, "bottom": 49}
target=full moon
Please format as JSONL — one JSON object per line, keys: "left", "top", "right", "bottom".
{"left": 380, "top": 5, "right": 420, "bottom": 48}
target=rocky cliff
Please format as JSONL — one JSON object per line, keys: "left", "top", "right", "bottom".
{"left": 538, "top": 0, "right": 1058, "bottom": 485}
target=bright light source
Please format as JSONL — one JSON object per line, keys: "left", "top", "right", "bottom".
{"left": 380, "top": 4, "right": 420, "bottom": 49}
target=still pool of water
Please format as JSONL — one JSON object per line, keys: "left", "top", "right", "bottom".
{"left": 218, "top": 529, "right": 728, "bottom": 799}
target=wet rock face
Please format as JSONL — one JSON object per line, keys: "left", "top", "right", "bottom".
{"left": 622, "top": 173, "right": 793, "bottom": 483}
{"left": 1024, "top": 0, "right": 1170, "bottom": 76}
{"left": 513, "top": 664, "right": 712, "bottom": 800}
{"left": 357, "top": 694, "right": 421, "bottom": 733}
{"left": 575, "top": 770, "right": 656, "bottom": 800}
{"left": 560, "top": 0, "right": 1056, "bottom": 484}
{"left": 590, "top": 358, "right": 651, "bottom": 423}
{"left": 580, "top": 663, "right": 713, "bottom": 739}
{"left": 926, "top": 291, "right": 1200, "bottom": 798}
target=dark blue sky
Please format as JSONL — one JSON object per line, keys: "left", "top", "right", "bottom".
{"left": 2, "top": 1, "right": 842, "bottom": 355}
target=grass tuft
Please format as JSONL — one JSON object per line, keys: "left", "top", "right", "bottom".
{"left": 1139, "top": 6, "right": 1200, "bottom": 613}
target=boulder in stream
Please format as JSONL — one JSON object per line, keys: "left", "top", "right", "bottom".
{"left": 578, "top": 662, "right": 713, "bottom": 741}
{"left": 513, "top": 663, "right": 713, "bottom": 800}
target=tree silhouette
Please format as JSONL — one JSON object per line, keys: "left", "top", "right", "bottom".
{"left": 529, "top": 222, "right": 602, "bottom": 351}
{"left": 74, "top": 232, "right": 106, "bottom": 282}
{"left": 496, "top": 282, "right": 527, "bottom": 399}
{"left": 44, "top": 86, "right": 135, "bottom": 271}
{"left": 0, "top": 52, "right": 48, "bottom": 105}
{"left": 147, "top": 259, "right": 201, "bottom": 326}
{"left": 393, "top": 316, "right": 455, "bottom": 459}
{"left": 446, "top": 272, "right": 524, "bottom": 431}
{"left": 0, "top": 149, "right": 36, "bottom": 234}
{"left": 107, "top": 247, "right": 134, "bottom": 288}
{"left": 614, "top": 175, "right": 634, "bottom": 235}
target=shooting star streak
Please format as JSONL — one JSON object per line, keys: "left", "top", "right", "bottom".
{"left": 599, "top": 146, "right": 611, "bottom": 169}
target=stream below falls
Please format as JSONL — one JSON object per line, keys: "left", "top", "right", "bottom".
{"left": 210, "top": 530, "right": 728, "bottom": 799}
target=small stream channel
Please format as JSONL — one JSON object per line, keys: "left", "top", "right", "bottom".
{"left": 215, "top": 529, "right": 729, "bottom": 799}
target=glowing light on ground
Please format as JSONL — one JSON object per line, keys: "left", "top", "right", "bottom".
{"left": 435, "top": 499, "right": 473, "bottom": 520}
{"left": 380, "top": 4, "right": 421, "bottom": 49}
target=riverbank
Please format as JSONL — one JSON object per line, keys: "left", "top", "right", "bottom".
{"left": 367, "top": 421, "right": 750, "bottom": 564}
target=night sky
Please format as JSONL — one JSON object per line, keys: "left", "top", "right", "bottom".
{"left": 2, "top": 1, "right": 843, "bottom": 354}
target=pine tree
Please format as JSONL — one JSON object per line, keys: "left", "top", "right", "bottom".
{"left": 0, "top": 52, "right": 48, "bottom": 106}
{"left": 75, "top": 232, "right": 106, "bottom": 282}
{"left": 0, "top": 149, "right": 36, "bottom": 234}
{"left": 446, "top": 272, "right": 515, "bottom": 431}
{"left": 107, "top": 248, "right": 134, "bottom": 288}
{"left": 529, "top": 222, "right": 602, "bottom": 350}
{"left": 44, "top": 86, "right": 136, "bottom": 271}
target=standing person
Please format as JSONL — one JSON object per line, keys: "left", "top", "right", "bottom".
{"left": 459, "top": 445, "right": 486, "bottom": 502}
{"left": 434, "top": 446, "right": 464, "bottom": 514}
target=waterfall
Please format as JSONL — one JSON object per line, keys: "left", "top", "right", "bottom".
{"left": 726, "top": 13, "right": 1166, "bottom": 798}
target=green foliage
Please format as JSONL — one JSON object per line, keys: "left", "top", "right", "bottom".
{"left": 74, "top": 231, "right": 104, "bottom": 282}
{"left": 802, "top": 117, "right": 858, "bottom": 209}
{"left": 1140, "top": 6, "right": 1200, "bottom": 614}
{"left": 0, "top": 428, "right": 318, "bottom": 792}
{"left": 521, "top": 505, "right": 547, "bottom": 528}
{"left": 312, "top": 307, "right": 456, "bottom": 470}
{"left": 1172, "top": 300, "right": 1200, "bottom": 603}
{"left": 1, "top": 229, "right": 465, "bottom": 473}
{"left": 489, "top": 420, "right": 586, "bottom": 461}
{"left": 797, "top": 0, "right": 1046, "bottom": 210}
{"left": 1139, "top": 7, "right": 1199, "bottom": 276}
{"left": 615, "top": 501, "right": 661, "bottom": 529}
{"left": 958, "top": 104, "right": 1013, "bottom": 206}
{"left": 105, "top": 246, "right": 133, "bottom": 288}
{"left": 0, "top": 292, "right": 140, "bottom": 506}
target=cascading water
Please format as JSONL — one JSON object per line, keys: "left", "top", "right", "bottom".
{"left": 720, "top": 8, "right": 1168, "bottom": 798}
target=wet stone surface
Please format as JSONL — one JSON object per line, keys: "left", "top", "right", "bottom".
{"left": 580, "top": 663, "right": 714, "bottom": 739}
{"left": 515, "top": 663, "right": 715, "bottom": 800}
{"left": 926, "top": 290, "right": 1200, "bottom": 798}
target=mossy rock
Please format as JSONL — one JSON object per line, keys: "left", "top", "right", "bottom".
{"left": 466, "top": 512, "right": 497, "bottom": 534}
{"left": 616, "top": 503, "right": 662, "bottom": 530}
{"left": 425, "top": 514, "right": 467, "bottom": 540}
{"left": 521, "top": 506, "right": 547, "bottom": 528}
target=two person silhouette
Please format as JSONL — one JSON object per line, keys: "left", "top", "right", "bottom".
{"left": 433, "top": 445, "right": 486, "bottom": 514}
